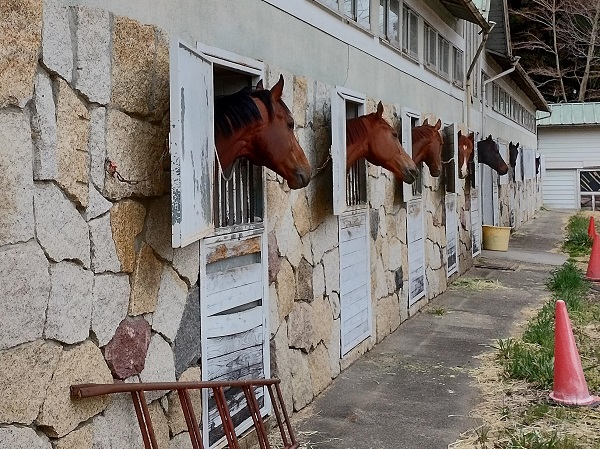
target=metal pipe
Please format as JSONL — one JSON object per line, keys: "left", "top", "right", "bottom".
{"left": 465, "top": 21, "right": 496, "bottom": 131}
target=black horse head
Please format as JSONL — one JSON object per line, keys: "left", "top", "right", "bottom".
{"left": 509, "top": 141, "right": 520, "bottom": 168}
{"left": 478, "top": 135, "right": 508, "bottom": 175}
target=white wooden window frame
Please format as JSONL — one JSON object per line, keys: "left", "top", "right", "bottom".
{"left": 424, "top": 22, "right": 437, "bottom": 69}
{"left": 438, "top": 35, "right": 450, "bottom": 79}
{"left": 380, "top": 0, "right": 401, "bottom": 47}
{"left": 401, "top": 107, "right": 421, "bottom": 201}
{"left": 177, "top": 40, "right": 269, "bottom": 449}
{"left": 331, "top": 86, "right": 367, "bottom": 215}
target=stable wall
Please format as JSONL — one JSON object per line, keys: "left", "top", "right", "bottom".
{"left": 0, "top": 1, "right": 542, "bottom": 447}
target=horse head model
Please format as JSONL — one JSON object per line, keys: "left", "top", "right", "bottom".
{"left": 346, "top": 101, "right": 418, "bottom": 183}
{"left": 412, "top": 118, "right": 443, "bottom": 177}
{"left": 214, "top": 75, "right": 312, "bottom": 189}
{"left": 478, "top": 135, "right": 509, "bottom": 175}
{"left": 509, "top": 141, "right": 520, "bottom": 168}
{"left": 457, "top": 130, "right": 474, "bottom": 179}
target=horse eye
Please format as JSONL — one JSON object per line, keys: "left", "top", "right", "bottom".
{"left": 392, "top": 132, "right": 398, "bottom": 139}
{"left": 288, "top": 120, "right": 294, "bottom": 129}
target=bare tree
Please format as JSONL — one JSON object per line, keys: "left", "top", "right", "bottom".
{"left": 511, "top": 0, "right": 600, "bottom": 102}
{"left": 562, "top": 0, "right": 600, "bottom": 101}
{"left": 511, "top": 0, "right": 568, "bottom": 102}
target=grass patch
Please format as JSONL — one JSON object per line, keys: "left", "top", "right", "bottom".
{"left": 426, "top": 306, "right": 446, "bottom": 316}
{"left": 451, "top": 277, "right": 507, "bottom": 290}
{"left": 500, "top": 429, "right": 579, "bottom": 449}
{"left": 562, "top": 214, "right": 593, "bottom": 257}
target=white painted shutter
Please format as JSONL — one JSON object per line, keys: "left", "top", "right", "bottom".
{"left": 471, "top": 188, "right": 481, "bottom": 256}
{"left": 499, "top": 142, "right": 509, "bottom": 185}
{"left": 492, "top": 171, "right": 499, "bottom": 226}
{"left": 402, "top": 109, "right": 415, "bottom": 200}
{"left": 481, "top": 164, "right": 494, "bottom": 225}
{"left": 170, "top": 39, "right": 215, "bottom": 247}
{"left": 407, "top": 198, "right": 425, "bottom": 305}
{"left": 515, "top": 147, "right": 523, "bottom": 181}
{"left": 339, "top": 210, "right": 372, "bottom": 356}
{"left": 442, "top": 124, "right": 457, "bottom": 193}
{"left": 523, "top": 148, "right": 535, "bottom": 180}
{"left": 331, "top": 90, "right": 347, "bottom": 215}
{"left": 540, "top": 155, "right": 546, "bottom": 179}
{"left": 446, "top": 193, "right": 458, "bottom": 276}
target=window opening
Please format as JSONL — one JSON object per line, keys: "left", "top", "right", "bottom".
{"left": 424, "top": 23, "right": 437, "bottom": 68}
{"left": 213, "top": 67, "right": 264, "bottom": 230}
{"left": 438, "top": 36, "right": 450, "bottom": 78}
{"left": 346, "top": 101, "right": 368, "bottom": 207}
{"left": 411, "top": 117, "right": 423, "bottom": 197}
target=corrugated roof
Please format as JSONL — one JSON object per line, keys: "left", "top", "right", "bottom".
{"left": 537, "top": 103, "right": 600, "bottom": 126}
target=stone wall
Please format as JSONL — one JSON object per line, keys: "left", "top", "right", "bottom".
{"left": 0, "top": 1, "right": 540, "bottom": 447}
{"left": 0, "top": 1, "right": 196, "bottom": 446}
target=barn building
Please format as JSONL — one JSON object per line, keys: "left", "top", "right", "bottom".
{"left": 538, "top": 102, "right": 600, "bottom": 210}
{"left": 0, "top": 0, "right": 548, "bottom": 447}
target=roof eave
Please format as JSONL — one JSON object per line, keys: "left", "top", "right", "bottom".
{"left": 487, "top": 51, "right": 550, "bottom": 112}
{"left": 439, "top": 0, "right": 492, "bottom": 32}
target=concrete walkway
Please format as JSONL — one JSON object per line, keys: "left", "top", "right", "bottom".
{"left": 289, "top": 209, "right": 570, "bottom": 449}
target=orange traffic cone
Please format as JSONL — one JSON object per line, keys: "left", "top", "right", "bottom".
{"left": 586, "top": 236, "right": 600, "bottom": 281}
{"left": 588, "top": 216, "right": 596, "bottom": 240}
{"left": 549, "top": 300, "right": 600, "bottom": 406}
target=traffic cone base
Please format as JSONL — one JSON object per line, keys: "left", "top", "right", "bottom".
{"left": 588, "top": 216, "right": 596, "bottom": 240}
{"left": 550, "top": 300, "right": 600, "bottom": 406}
{"left": 586, "top": 236, "right": 600, "bottom": 281}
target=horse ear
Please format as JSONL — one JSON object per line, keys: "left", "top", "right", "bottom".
{"left": 516, "top": 142, "right": 520, "bottom": 148}
{"left": 376, "top": 101, "right": 384, "bottom": 118}
{"left": 487, "top": 134, "right": 493, "bottom": 140}
{"left": 423, "top": 118, "right": 429, "bottom": 126}
{"left": 458, "top": 130, "right": 463, "bottom": 138}
{"left": 256, "top": 80, "right": 264, "bottom": 90}
{"left": 270, "top": 74, "right": 285, "bottom": 101}
{"left": 434, "top": 119, "right": 441, "bottom": 130}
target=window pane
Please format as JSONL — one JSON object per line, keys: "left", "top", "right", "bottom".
{"left": 453, "top": 47, "right": 464, "bottom": 87}
{"left": 409, "top": 11, "right": 418, "bottom": 56}
{"left": 379, "top": 0, "right": 386, "bottom": 36}
{"left": 425, "top": 25, "right": 436, "bottom": 66}
{"left": 439, "top": 37, "right": 449, "bottom": 76}
{"left": 321, "top": 0, "right": 339, "bottom": 11}
{"left": 389, "top": 0, "right": 400, "bottom": 45}
{"left": 357, "top": 0, "right": 370, "bottom": 26}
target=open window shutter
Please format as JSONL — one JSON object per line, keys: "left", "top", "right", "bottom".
{"left": 331, "top": 90, "right": 347, "bottom": 215}
{"left": 170, "top": 39, "right": 215, "bottom": 247}
{"left": 499, "top": 142, "right": 509, "bottom": 185}
{"left": 401, "top": 109, "right": 414, "bottom": 201}
{"left": 442, "top": 124, "right": 456, "bottom": 193}
{"left": 515, "top": 148, "right": 523, "bottom": 181}
{"left": 469, "top": 131, "right": 479, "bottom": 189}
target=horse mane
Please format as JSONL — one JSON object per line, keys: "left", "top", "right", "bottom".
{"left": 412, "top": 124, "right": 439, "bottom": 143}
{"left": 346, "top": 116, "right": 369, "bottom": 146}
{"left": 214, "top": 88, "right": 275, "bottom": 138}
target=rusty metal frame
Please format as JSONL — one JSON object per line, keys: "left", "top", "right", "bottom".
{"left": 71, "top": 378, "right": 298, "bottom": 449}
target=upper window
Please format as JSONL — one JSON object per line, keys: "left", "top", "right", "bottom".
{"left": 402, "top": 5, "right": 419, "bottom": 59}
{"left": 438, "top": 36, "right": 450, "bottom": 79}
{"left": 379, "top": 0, "right": 400, "bottom": 47}
{"left": 453, "top": 47, "right": 464, "bottom": 88}
{"left": 318, "top": 0, "right": 370, "bottom": 27}
{"left": 424, "top": 23, "right": 437, "bottom": 68}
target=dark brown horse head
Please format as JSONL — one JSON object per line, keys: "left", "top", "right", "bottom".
{"left": 478, "top": 135, "right": 508, "bottom": 175}
{"left": 214, "top": 75, "right": 311, "bottom": 189}
{"left": 509, "top": 141, "right": 520, "bottom": 168}
{"left": 412, "top": 118, "right": 443, "bottom": 177}
{"left": 346, "top": 102, "right": 418, "bottom": 183}
{"left": 457, "top": 131, "right": 474, "bottom": 179}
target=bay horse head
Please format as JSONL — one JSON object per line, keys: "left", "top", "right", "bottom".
{"left": 214, "top": 75, "right": 311, "bottom": 189}
{"left": 346, "top": 102, "right": 418, "bottom": 184}
{"left": 478, "top": 135, "right": 508, "bottom": 175}
{"left": 412, "top": 118, "right": 443, "bottom": 177}
{"left": 457, "top": 131, "right": 474, "bottom": 179}
{"left": 509, "top": 141, "right": 520, "bottom": 168}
